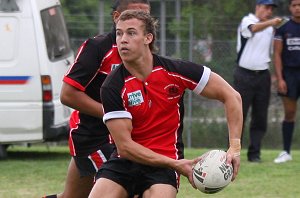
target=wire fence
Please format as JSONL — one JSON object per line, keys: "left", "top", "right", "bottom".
{"left": 64, "top": 11, "right": 300, "bottom": 149}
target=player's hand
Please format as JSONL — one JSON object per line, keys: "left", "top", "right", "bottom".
{"left": 277, "top": 79, "right": 287, "bottom": 94}
{"left": 272, "top": 17, "right": 284, "bottom": 27}
{"left": 226, "top": 138, "right": 241, "bottom": 181}
{"left": 173, "top": 158, "right": 201, "bottom": 189}
{"left": 225, "top": 150, "right": 240, "bottom": 181}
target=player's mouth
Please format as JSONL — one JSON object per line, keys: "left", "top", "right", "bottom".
{"left": 120, "top": 47, "right": 129, "bottom": 53}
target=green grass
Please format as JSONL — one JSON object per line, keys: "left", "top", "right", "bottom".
{"left": 0, "top": 145, "right": 299, "bottom": 198}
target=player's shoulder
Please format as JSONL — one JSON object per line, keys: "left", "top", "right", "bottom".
{"left": 154, "top": 54, "right": 203, "bottom": 70}
{"left": 86, "top": 32, "right": 115, "bottom": 49}
{"left": 102, "top": 64, "right": 126, "bottom": 88}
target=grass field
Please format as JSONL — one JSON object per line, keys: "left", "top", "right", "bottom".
{"left": 0, "top": 145, "right": 299, "bottom": 198}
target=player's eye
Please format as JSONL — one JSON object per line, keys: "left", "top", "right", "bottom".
{"left": 128, "top": 31, "right": 136, "bottom": 36}
{"left": 116, "top": 31, "right": 123, "bottom": 37}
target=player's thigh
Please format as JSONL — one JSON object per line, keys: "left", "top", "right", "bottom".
{"left": 142, "top": 184, "right": 177, "bottom": 198}
{"left": 58, "top": 158, "right": 94, "bottom": 198}
{"left": 88, "top": 178, "right": 128, "bottom": 198}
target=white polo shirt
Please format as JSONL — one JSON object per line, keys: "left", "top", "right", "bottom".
{"left": 237, "top": 13, "right": 274, "bottom": 71}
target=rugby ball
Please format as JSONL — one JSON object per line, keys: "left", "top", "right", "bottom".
{"left": 193, "top": 150, "right": 233, "bottom": 194}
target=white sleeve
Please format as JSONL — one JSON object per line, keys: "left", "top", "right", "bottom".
{"left": 240, "top": 16, "right": 254, "bottom": 38}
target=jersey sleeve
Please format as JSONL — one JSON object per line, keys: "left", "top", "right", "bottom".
{"left": 100, "top": 70, "right": 132, "bottom": 123}
{"left": 63, "top": 38, "right": 105, "bottom": 91}
{"left": 240, "top": 16, "right": 254, "bottom": 38}
{"left": 274, "top": 26, "right": 284, "bottom": 41}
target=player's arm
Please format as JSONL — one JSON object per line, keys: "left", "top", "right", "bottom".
{"left": 250, "top": 17, "right": 282, "bottom": 32}
{"left": 273, "top": 39, "right": 286, "bottom": 94}
{"left": 105, "top": 118, "right": 198, "bottom": 188}
{"left": 60, "top": 83, "right": 104, "bottom": 118}
{"left": 200, "top": 72, "right": 242, "bottom": 181}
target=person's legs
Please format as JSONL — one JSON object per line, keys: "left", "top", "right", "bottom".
{"left": 89, "top": 178, "right": 128, "bottom": 198}
{"left": 58, "top": 158, "right": 94, "bottom": 198}
{"left": 142, "top": 184, "right": 177, "bottom": 198}
{"left": 247, "top": 72, "right": 270, "bottom": 162}
{"left": 274, "top": 97, "right": 297, "bottom": 163}
{"left": 282, "top": 96, "right": 297, "bottom": 153}
{"left": 233, "top": 67, "right": 254, "bottom": 146}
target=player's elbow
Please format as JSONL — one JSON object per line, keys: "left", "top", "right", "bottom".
{"left": 233, "top": 90, "right": 242, "bottom": 105}
{"left": 116, "top": 144, "right": 132, "bottom": 159}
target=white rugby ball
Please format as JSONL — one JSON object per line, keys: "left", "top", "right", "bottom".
{"left": 193, "top": 149, "right": 233, "bottom": 194}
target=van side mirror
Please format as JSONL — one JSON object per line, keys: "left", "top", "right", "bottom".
{"left": 0, "top": 0, "right": 20, "bottom": 12}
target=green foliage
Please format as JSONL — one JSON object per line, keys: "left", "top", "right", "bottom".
{"left": 60, "top": 0, "right": 114, "bottom": 38}
{"left": 168, "top": 0, "right": 254, "bottom": 40}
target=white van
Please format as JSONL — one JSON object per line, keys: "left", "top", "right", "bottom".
{"left": 0, "top": 0, "right": 74, "bottom": 157}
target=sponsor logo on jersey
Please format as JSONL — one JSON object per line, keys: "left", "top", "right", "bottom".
{"left": 128, "top": 90, "right": 144, "bottom": 107}
{"left": 164, "top": 84, "right": 180, "bottom": 99}
{"left": 111, "top": 64, "right": 120, "bottom": 71}
{"left": 287, "top": 37, "right": 300, "bottom": 45}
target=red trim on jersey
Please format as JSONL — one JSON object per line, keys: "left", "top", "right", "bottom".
{"left": 68, "top": 110, "right": 80, "bottom": 156}
{"left": 65, "top": 40, "right": 88, "bottom": 76}
{"left": 98, "top": 45, "right": 121, "bottom": 75}
{"left": 63, "top": 76, "right": 85, "bottom": 91}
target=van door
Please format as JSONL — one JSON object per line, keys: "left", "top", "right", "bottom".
{"left": 0, "top": 0, "right": 73, "bottom": 147}
{"left": 0, "top": 0, "right": 44, "bottom": 143}
{"left": 36, "top": 0, "right": 74, "bottom": 140}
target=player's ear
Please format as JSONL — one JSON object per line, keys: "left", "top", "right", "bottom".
{"left": 112, "top": 11, "right": 121, "bottom": 24}
{"left": 144, "top": 33, "right": 153, "bottom": 45}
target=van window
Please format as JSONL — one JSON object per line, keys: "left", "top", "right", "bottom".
{"left": 41, "top": 6, "right": 71, "bottom": 61}
{"left": 0, "top": 0, "right": 20, "bottom": 12}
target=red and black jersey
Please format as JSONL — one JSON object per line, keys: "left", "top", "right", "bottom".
{"left": 63, "top": 31, "right": 121, "bottom": 156}
{"left": 101, "top": 54, "right": 211, "bottom": 160}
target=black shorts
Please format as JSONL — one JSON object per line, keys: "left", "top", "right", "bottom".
{"left": 95, "top": 158, "right": 179, "bottom": 197}
{"left": 279, "top": 67, "right": 300, "bottom": 100}
{"left": 73, "top": 143, "right": 114, "bottom": 177}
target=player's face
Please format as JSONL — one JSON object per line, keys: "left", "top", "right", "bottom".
{"left": 290, "top": 0, "right": 300, "bottom": 18}
{"left": 116, "top": 18, "right": 152, "bottom": 62}
{"left": 256, "top": 5, "right": 274, "bottom": 21}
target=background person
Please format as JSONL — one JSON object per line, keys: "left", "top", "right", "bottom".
{"left": 234, "top": 0, "right": 282, "bottom": 162}
{"left": 43, "top": 1, "right": 150, "bottom": 198}
{"left": 273, "top": 0, "right": 300, "bottom": 164}
{"left": 89, "top": 10, "right": 242, "bottom": 198}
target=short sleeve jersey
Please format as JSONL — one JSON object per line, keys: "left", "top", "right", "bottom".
{"left": 101, "top": 54, "right": 211, "bottom": 160}
{"left": 237, "top": 13, "right": 273, "bottom": 70}
{"left": 63, "top": 31, "right": 121, "bottom": 156}
{"left": 274, "top": 19, "right": 300, "bottom": 68}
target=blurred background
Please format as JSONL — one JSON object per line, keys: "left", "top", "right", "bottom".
{"left": 60, "top": 0, "right": 299, "bottom": 149}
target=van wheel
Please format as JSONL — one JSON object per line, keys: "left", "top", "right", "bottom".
{"left": 0, "top": 144, "right": 8, "bottom": 159}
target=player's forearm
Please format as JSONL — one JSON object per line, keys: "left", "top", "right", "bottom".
{"left": 117, "top": 140, "right": 176, "bottom": 168}
{"left": 251, "top": 18, "right": 281, "bottom": 32}
{"left": 224, "top": 92, "right": 243, "bottom": 140}
{"left": 274, "top": 54, "right": 283, "bottom": 81}
{"left": 61, "top": 90, "right": 104, "bottom": 118}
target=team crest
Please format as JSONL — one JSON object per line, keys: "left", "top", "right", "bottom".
{"left": 128, "top": 90, "right": 144, "bottom": 107}
{"left": 164, "top": 84, "right": 180, "bottom": 99}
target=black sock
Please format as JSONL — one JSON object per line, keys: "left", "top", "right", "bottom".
{"left": 282, "top": 121, "right": 294, "bottom": 154}
{"left": 42, "top": 195, "right": 57, "bottom": 198}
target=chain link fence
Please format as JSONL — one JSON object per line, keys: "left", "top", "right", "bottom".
{"left": 63, "top": 2, "right": 300, "bottom": 150}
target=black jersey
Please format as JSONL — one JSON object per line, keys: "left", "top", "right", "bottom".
{"left": 63, "top": 31, "right": 121, "bottom": 156}
{"left": 101, "top": 54, "right": 211, "bottom": 159}
{"left": 274, "top": 19, "right": 300, "bottom": 68}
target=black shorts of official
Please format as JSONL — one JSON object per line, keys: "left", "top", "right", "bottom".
{"left": 95, "top": 158, "right": 179, "bottom": 197}
{"left": 73, "top": 143, "right": 114, "bottom": 177}
{"left": 278, "top": 67, "right": 300, "bottom": 100}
